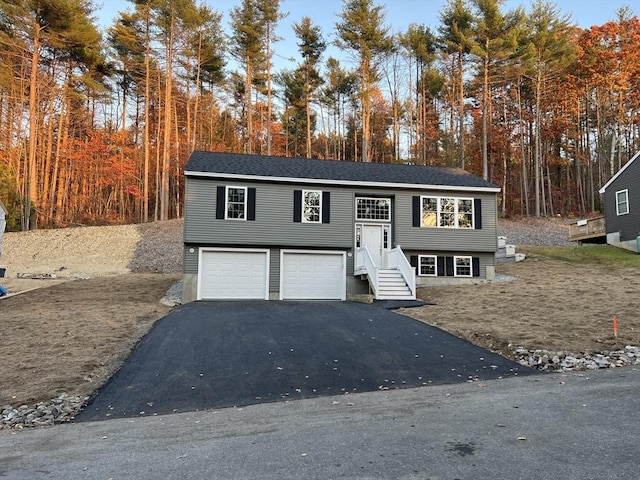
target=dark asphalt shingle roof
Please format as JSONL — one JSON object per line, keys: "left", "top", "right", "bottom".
{"left": 185, "top": 151, "right": 499, "bottom": 190}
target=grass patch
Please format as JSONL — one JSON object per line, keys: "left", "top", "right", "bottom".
{"left": 520, "top": 245, "right": 640, "bottom": 267}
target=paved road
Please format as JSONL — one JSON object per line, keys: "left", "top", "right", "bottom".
{"left": 2, "top": 368, "right": 639, "bottom": 479}
{"left": 76, "top": 301, "right": 533, "bottom": 421}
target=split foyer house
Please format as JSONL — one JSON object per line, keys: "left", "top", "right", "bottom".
{"left": 182, "top": 151, "right": 501, "bottom": 303}
{"left": 599, "top": 150, "right": 640, "bottom": 253}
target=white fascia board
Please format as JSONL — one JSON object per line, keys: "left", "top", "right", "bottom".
{"left": 184, "top": 171, "right": 501, "bottom": 194}
{"left": 599, "top": 150, "right": 640, "bottom": 194}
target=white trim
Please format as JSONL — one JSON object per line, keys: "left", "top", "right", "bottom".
{"left": 418, "top": 255, "right": 437, "bottom": 277}
{"left": 224, "top": 185, "right": 247, "bottom": 221}
{"left": 420, "top": 196, "right": 474, "bottom": 229}
{"left": 615, "top": 189, "right": 629, "bottom": 216}
{"left": 354, "top": 222, "right": 392, "bottom": 270}
{"left": 279, "top": 249, "right": 346, "bottom": 301}
{"left": 453, "top": 255, "right": 473, "bottom": 277}
{"left": 185, "top": 171, "right": 501, "bottom": 193}
{"left": 302, "top": 189, "right": 322, "bottom": 223}
{"left": 197, "top": 247, "right": 270, "bottom": 300}
{"left": 599, "top": 150, "right": 640, "bottom": 194}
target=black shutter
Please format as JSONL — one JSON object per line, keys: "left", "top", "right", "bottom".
{"left": 437, "top": 256, "right": 445, "bottom": 276}
{"left": 472, "top": 257, "right": 480, "bottom": 277}
{"left": 322, "top": 191, "right": 331, "bottom": 224}
{"left": 410, "top": 255, "right": 418, "bottom": 274}
{"left": 247, "top": 188, "right": 256, "bottom": 221}
{"left": 412, "top": 196, "right": 421, "bottom": 227}
{"left": 474, "top": 198, "right": 482, "bottom": 229}
{"left": 293, "top": 190, "right": 302, "bottom": 222}
{"left": 445, "top": 256, "right": 454, "bottom": 277}
{"left": 216, "top": 186, "right": 225, "bottom": 219}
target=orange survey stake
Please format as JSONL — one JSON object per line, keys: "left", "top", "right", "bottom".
{"left": 613, "top": 316, "right": 619, "bottom": 338}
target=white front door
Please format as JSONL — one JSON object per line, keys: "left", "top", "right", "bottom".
{"left": 360, "top": 224, "right": 390, "bottom": 267}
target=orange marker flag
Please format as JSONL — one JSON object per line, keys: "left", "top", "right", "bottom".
{"left": 613, "top": 316, "right": 619, "bottom": 338}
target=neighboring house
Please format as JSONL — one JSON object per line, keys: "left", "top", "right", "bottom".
{"left": 0, "top": 198, "right": 6, "bottom": 260}
{"left": 599, "top": 150, "right": 640, "bottom": 253}
{"left": 182, "top": 151, "right": 500, "bottom": 303}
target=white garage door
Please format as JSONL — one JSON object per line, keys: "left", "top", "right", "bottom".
{"left": 199, "top": 249, "right": 269, "bottom": 300}
{"left": 280, "top": 251, "right": 346, "bottom": 300}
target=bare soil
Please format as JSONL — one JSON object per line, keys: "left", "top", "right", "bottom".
{"left": 402, "top": 255, "right": 640, "bottom": 359}
{"left": 1, "top": 218, "right": 638, "bottom": 408}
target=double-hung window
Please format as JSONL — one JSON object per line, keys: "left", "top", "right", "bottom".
{"left": 303, "top": 190, "right": 322, "bottom": 223}
{"left": 454, "top": 256, "right": 472, "bottom": 277}
{"left": 293, "top": 190, "right": 330, "bottom": 224}
{"left": 421, "top": 196, "right": 474, "bottom": 229}
{"left": 226, "top": 186, "right": 247, "bottom": 220}
{"left": 418, "top": 255, "right": 437, "bottom": 276}
{"left": 616, "top": 189, "right": 629, "bottom": 216}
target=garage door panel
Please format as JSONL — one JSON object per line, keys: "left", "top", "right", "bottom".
{"left": 199, "top": 250, "right": 268, "bottom": 300}
{"left": 281, "top": 251, "right": 345, "bottom": 300}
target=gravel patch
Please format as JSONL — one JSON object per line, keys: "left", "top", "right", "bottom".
{"left": 498, "top": 217, "right": 573, "bottom": 247}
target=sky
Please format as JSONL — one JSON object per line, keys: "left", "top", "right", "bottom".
{"left": 95, "top": 0, "right": 637, "bottom": 69}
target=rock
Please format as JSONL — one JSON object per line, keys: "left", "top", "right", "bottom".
{"left": 512, "top": 345, "right": 640, "bottom": 374}
{"left": 0, "top": 393, "right": 87, "bottom": 430}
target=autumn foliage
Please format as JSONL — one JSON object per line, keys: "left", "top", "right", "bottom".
{"left": 0, "top": 0, "right": 638, "bottom": 230}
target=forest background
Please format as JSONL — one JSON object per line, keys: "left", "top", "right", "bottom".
{"left": 0, "top": 0, "right": 638, "bottom": 231}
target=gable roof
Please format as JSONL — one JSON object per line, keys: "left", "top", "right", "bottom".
{"left": 185, "top": 151, "right": 500, "bottom": 193}
{"left": 599, "top": 150, "right": 640, "bottom": 194}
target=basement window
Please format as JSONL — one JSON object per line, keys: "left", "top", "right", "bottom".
{"left": 454, "top": 256, "right": 472, "bottom": 277}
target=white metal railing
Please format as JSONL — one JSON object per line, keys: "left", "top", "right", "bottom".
{"left": 388, "top": 246, "right": 416, "bottom": 298}
{"left": 357, "top": 246, "right": 379, "bottom": 294}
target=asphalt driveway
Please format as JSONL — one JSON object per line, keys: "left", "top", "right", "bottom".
{"left": 76, "top": 301, "right": 535, "bottom": 421}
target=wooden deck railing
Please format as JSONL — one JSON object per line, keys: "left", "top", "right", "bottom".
{"left": 568, "top": 216, "right": 606, "bottom": 242}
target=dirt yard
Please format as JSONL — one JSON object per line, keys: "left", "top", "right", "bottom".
{"left": 403, "top": 254, "right": 640, "bottom": 358}
{"left": 1, "top": 218, "right": 639, "bottom": 409}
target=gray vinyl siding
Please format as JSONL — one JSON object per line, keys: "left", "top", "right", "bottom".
{"left": 405, "top": 250, "right": 494, "bottom": 278}
{"left": 184, "top": 245, "right": 198, "bottom": 274}
{"left": 603, "top": 158, "right": 640, "bottom": 242}
{"left": 184, "top": 176, "right": 499, "bottom": 276}
{"left": 269, "top": 248, "right": 279, "bottom": 292}
{"left": 184, "top": 177, "right": 353, "bottom": 248}
{"left": 394, "top": 192, "right": 497, "bottom": 252}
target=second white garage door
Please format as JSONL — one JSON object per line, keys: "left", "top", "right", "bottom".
{"left": 199, "top": 248, "right": 269, "bottom": 300}
{"left": 280, "top": 250, "right": 346, "bottom": 300}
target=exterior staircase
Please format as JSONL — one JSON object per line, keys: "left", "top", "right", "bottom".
{"left": 355, "top": 245, "right": 416, "bottom": 300}
{"left": 495, "top": 236, "right": 526, "bottom": 264}
{"left": 376, "top": 269, "right": 414, "bottom": 300}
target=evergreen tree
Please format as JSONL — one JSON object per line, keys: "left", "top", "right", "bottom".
{"left": 293, "top": 16, "right": 326, "bottom": 157}
{"left": 336, "top": 0, "right": 392, "bottom": 162}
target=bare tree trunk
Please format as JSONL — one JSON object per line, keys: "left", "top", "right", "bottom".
{"left": 481, "top": 52, "right": 489, "bottom": 180}
{"left": 516, "top": 78, "right": 530, "bottom": 217}
{"left": 457, "top": 53, "right": 465, "bottom": 169}
{"left": 143, "top": 5, "right": 151, "bottom": 223}
{"left": 160, "top": 10, "right": 174, "bottom": 221}
{"left": 25, "top": 25, "right": 41, "bottom": 230}
{"left": 534, "top": 68, "right": 542, "bottom": 217}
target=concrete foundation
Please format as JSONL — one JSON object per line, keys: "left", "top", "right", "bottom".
{"left": 606, "top": 233, "right": 639, "bottom": 253}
